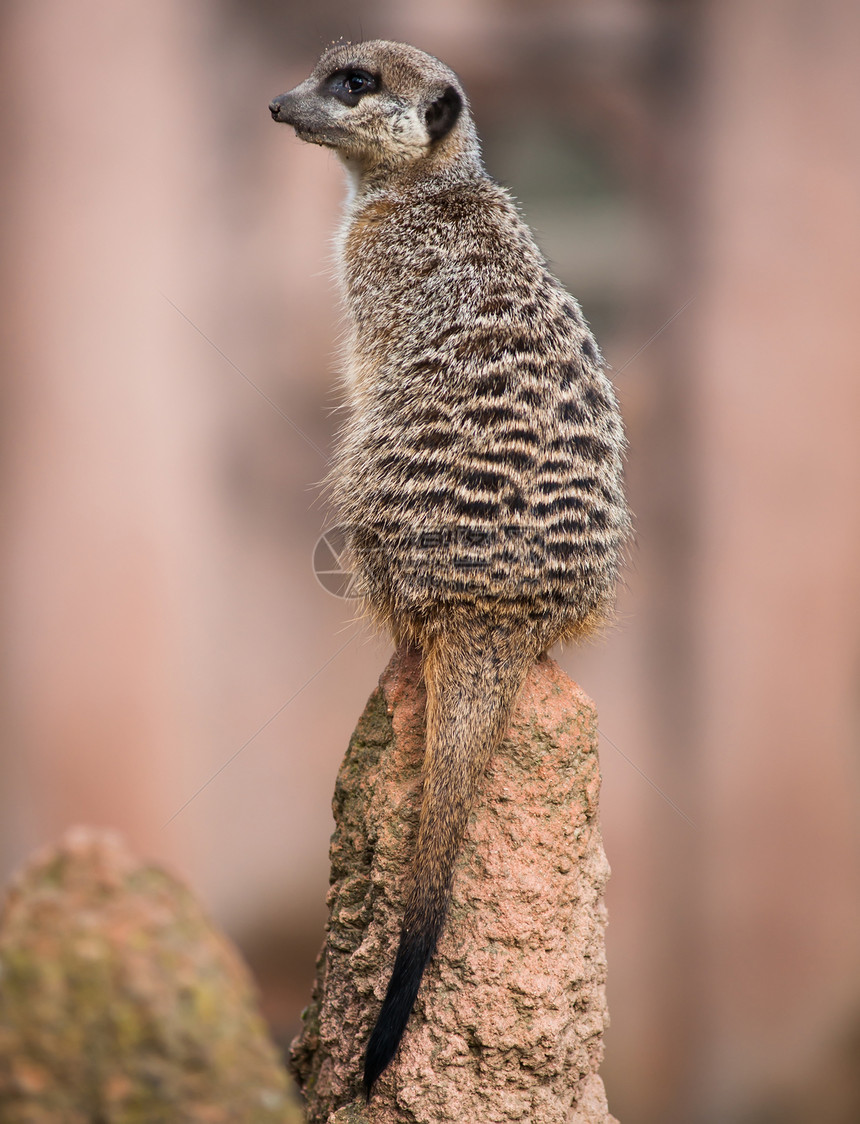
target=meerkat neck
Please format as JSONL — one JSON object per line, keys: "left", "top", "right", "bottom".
{"left": 338, "top": 121, "right": 485, "bottom": 201}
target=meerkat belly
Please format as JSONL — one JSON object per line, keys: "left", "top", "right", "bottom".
{"left": 337, "top": 353, "right": 627, "bottom": 631}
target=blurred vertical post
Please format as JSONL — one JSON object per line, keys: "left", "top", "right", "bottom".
{"left": 692, "top": 0, "right": 860, "bottom": 1116}
{"left": 0, "top": 1, "right": 213, "bottom": 870}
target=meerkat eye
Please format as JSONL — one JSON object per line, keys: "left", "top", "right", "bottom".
{"left": 345, "top": 70, "right": 375, "bottom": 94}
{"left": 327, "top": 68, "right": 379, "bottom": 106}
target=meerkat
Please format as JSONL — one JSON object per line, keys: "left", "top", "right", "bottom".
{"left": 270, "top": 41, "right": 630, "bottom": 1096}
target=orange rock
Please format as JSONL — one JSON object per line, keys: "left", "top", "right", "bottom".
{"left": 292, "top": 647, "right": 617, "bottom": 1123}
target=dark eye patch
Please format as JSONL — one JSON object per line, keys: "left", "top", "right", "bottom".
{"left": 325, "top": 68, "right": 380, "bottom": 106}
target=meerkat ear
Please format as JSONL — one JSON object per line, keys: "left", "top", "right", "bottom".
{"left": 425, "top": 85, "right": 462, "bottom": 143}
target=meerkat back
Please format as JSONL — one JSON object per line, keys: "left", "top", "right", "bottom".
{"left": 270, "top": 40, "right": 630, "bottom": 1095}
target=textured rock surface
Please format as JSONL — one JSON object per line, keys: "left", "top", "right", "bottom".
{"left": 0, "top": 827, "right": 302, "bottom": 1124}
{"left": 292, "top": 647, "right": 616, "bottom": 1123}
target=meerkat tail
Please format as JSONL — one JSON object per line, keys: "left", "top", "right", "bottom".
{"left": 363, "top": 624, "right": 535, "bottom": 1095}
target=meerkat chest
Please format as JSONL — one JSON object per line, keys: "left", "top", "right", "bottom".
{"left": 336, "top": 200, "right": 403, "bottom": 391}
{"left": 338, "top": 194, "right": 461, "bottom": 360}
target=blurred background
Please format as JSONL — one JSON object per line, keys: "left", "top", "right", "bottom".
{"left": 1, "top": 1, "right": 859, "bottom": 1120}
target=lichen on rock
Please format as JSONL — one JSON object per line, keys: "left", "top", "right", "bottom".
{"left": 0, "top": 827, "right": 302, "bottom": 1124}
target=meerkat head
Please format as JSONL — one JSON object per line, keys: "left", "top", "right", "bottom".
{"left": 269, "top": 40, "right": 480, "bottom": 181}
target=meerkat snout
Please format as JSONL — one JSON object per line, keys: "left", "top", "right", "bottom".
{"left": 269, "top": 93, "right": 299, "bottom": 122}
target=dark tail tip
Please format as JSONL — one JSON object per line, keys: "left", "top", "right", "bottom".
{"left": 363, "top": 925, "right": 437, "bottom": 1097}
